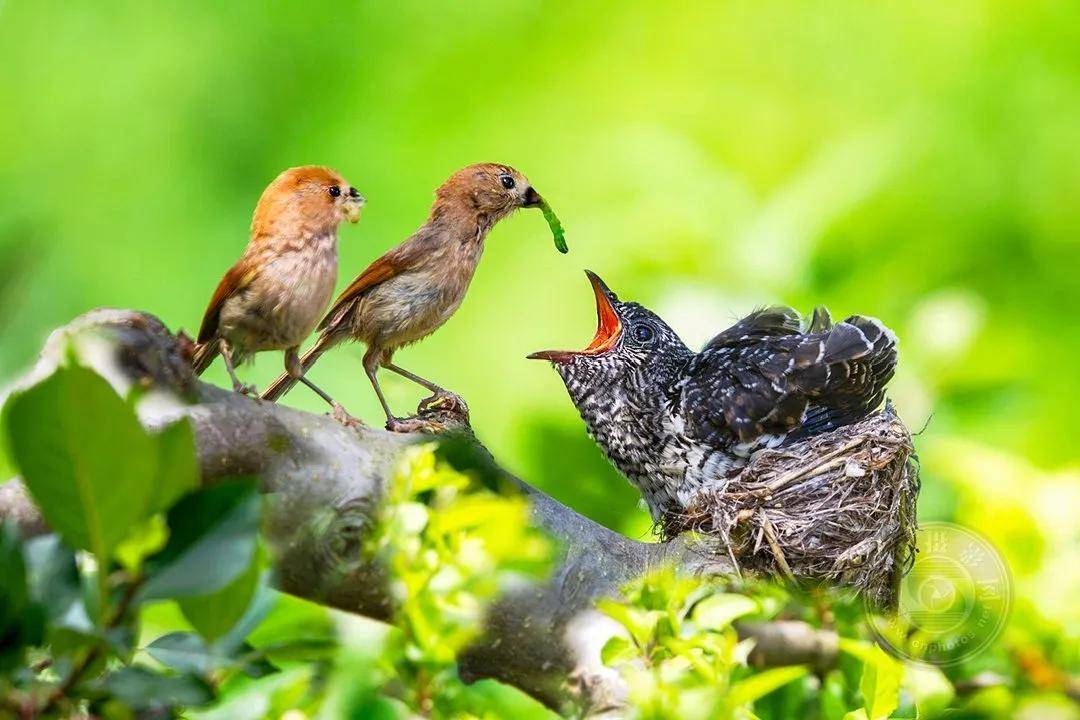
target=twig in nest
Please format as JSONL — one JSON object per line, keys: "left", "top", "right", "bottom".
{"left": 760, "top": 514, "right": 797, "bottom": 584}
{"left": 677, "top": 408, "right": 919, "bottom": 608}
{"left": 763, "top": 438, "right": 865, "bottom": 493}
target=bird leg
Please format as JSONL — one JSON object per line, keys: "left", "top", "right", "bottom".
{"left": 362, "top": 353, "right": 440, "bottom": 433}
{"left": 383, "top": 362, "right": 469, "bottom": 418}
{"left": 284, "top": 348, "right": 363, "bottom": 428}
{"left": 219, "top": 340, "right": 257, "bottom": 396}
{"left": 364, "top": 353, "right": 407, "bottom": 432}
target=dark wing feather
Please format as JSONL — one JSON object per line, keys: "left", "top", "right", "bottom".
{"left": 704, "top": 306, "right": 801, "bottom": 350}
{"left": 806, "top": 306, "right": 833, "bottom": 333}
{"left": 681, "top": 313, "right": 898, "bottom": 449}
{"left": 787, "top": 315, "right": 897, "bottom": 439}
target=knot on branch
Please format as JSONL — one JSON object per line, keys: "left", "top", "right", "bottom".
{"left": 314, "top": 495, "right": 376, "bottom": 569}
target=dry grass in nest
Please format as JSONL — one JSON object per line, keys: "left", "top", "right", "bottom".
{"left": 673, "top": 405, "right": 919, "bottom": 609}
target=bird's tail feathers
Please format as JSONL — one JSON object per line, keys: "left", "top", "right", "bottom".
{"left": 260, "top": 336, "right": 331, "bottom": 402}
{"left": 805, "top": 305, "right": 833, "bottom": 333}
{"left": 190, "top": 341, "right": 218, "bottom": 376}
{"left": 792, "top": 316, "right": 898, "bottom": 434}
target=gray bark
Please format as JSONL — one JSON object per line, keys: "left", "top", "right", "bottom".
{"left": 0, "top": 310, "right": 838, "bottom": 715}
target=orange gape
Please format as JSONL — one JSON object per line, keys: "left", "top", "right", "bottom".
{"left": 191, "top": 166, "right": 365, "bottom": 401}
{"left": 261, "top": 162, "right": 549, "bottom": 433}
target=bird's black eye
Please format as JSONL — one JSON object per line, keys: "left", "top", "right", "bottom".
{"left": 633, "top": 324, "right": 655, "bottom": 343}
{"left": 348, "top": 187, "right": 360, "bottom": 198}
{"left": 500, "top": 175, "right": 515, "bottom": 190}
{"left": 328, "top": 185, "right": 341, "bottom": 198}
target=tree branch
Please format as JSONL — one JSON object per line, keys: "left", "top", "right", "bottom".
{"left": 0, "top": 310, "right": 838, "bottom": 714}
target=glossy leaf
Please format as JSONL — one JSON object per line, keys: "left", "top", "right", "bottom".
{"left": 0, "top": 522, "right": 44, "bottom": 671}
{"left": 903, "top": 663, "right": 954, "bottom": 719}
{"left": 114, "top": 515, "right": 169, "bottom": 573}
{"left": 21, "top": 534, "right": 82, "bottom": 624}
{"left": 727, "top": 665, "right": 810, "bottom": 707}
{"left": 147, "top": 632, "right": 213, "bottom": 675}
{"left": 3, "top": 364, "right": 156, "bottom": 560}
{"left": 105, "top": 665, "right": 214, "bottom": 709}
{"left": 179, "top": 544, "right": 262, "bottom": 641}
{"left": 141, "top": 481, "right": 260, "bottom": 601}
{"left": 821, "top": 670, "right": 850, "bottom": 720}
{"left": 857, "top": 645, "right": 902, "bottom": 720}
{"left": 148, "top": 418, "right": 199, "bottom": 515}
{"left": 600, "top": 635, "right": 637, "bottom": 666}
{"left": 693, "top": 593, "right": 759, "bottom": 631}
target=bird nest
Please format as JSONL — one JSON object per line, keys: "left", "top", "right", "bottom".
{"left": 672, "top": 405, "right": 919, "bottom": 609}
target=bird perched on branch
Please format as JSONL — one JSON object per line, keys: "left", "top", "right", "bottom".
{"left": 529, "top": 272, "right": 898, "bottom": 521}
{"left": 191, "top": 166, "right": 365, "bottom": 397}
{"left": 262, "top": 163, "right": 550, "bottom": 431}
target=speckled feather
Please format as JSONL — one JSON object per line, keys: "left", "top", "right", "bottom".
{"left": 546, "top": 284, "right": 898, "bottom": 521}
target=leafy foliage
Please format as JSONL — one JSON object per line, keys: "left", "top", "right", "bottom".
{"left": 1, "top": 351, "right": 1076, "bottom": 719}
{"left": 2, "top": 2, "right": 1078, "bottom": 715}
{"left": 3, "top": 363, "right": 197, "bottom": 571}
{"left": 0, "top": 359, "right": 560, "bottom": 718}
{"left": 597, "top": 567, "right": 807, "bottom": 719}
{"left": 0, "top": 360, "right": 264, "bottom": 716}
{"left": 339, "top": 443, "right": 556, "bottom": 717}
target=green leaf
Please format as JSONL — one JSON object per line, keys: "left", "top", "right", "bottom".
{"left": 693, "top": 593, "right": 759, "bottom": 631}
{"left": 453, "top": 678, "right": 563, "bottom": 720}
{"left": 902, "top": 664, "right": 954, "bottom": 719}
{"left": 213, "top": 582, "right": 277, "bottom": 656}
{"left": 0, "top": 415, "right": 14, "bottom": 481}
{"left": 0, "top": 522, "right": 44, "bottom": 671}
{"left": 22, "top": 534, "right": 93, "bottom": 636}
{"left": 186, "top": 666, "right": 309, "bottom": 720}
{"left": 345, "top": 694, "right": 410, "bottom": 720}
{"left": 105, "top": 665, "right": 214, "bottom": 709}
{"left": 0, "top": 549, "right": 21, "bottom": 616}
{"left": 600, "top": 635, "right": 638, "bottom": 666}
{"left": 858, "top": 644, "right": 902, "bottom": 720}
{"left": 838, "top": 638, "right": 876, "bottom": 663}
{"left": 820, "top": 670, "right": 850, "bottom": 720}
{"left": 148, "top": 630, "right": 280, "bottom": 680}
{"left": 147, "top": 631, "right": 214, "bottom": 674}
{"left": 141, "top": 481, "right": 260, "bottom": 601}
{"left": 179, "top": 544, "right": 262, "bottom": 641}
{"left": 148, "top": 418, "right": 199, "bottom": 515}
{"left": 596, "top": 598, "right": 662, "bottom": 647}
{"left": 728, "top": 666, "right": 810, "bottom": 707}
{"left": 114, "top": 515, "right": 169, "bottom": 573}
{"left": 3, "top": 364, "right": 157, "bottom": 561}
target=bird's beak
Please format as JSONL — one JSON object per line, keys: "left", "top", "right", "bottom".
{"left": 522, "top": 186, "right": 543, "bottom": 208}
{"left": 528, "top": 270, "right": 622, "bottom": 364}
{"left": 342, "top": 192, "right": 366, "bottom": 223}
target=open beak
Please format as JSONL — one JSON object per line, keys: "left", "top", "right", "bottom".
{"left": 528, "top": 270, "right": 622, "bottom": 364}
{"left": 522, "top": 186, "right": 543, "bottom": 208}
{"left": 343, "top": 192, "right": 366, "bottom": 223}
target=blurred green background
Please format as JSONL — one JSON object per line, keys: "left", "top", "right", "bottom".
{"left": 1, "top": 0, "right": 1077, "bottom": 653}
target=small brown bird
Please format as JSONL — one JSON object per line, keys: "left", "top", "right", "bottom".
{"left": 191, "top": 166, "right": 365, "bottom": 397}
{"left": 261, "top": 162, "right": 546, "bottom": 431}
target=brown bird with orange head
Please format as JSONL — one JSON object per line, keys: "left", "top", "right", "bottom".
{"left": 261, "top": 162, "right": 550, "bottom": 431}
{"left": 191, "top": 166, "right": 365, "bottom": 398}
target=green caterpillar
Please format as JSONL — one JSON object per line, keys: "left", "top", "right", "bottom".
{"left": 540, "top": 201, "right": 568, "bottom": 254}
